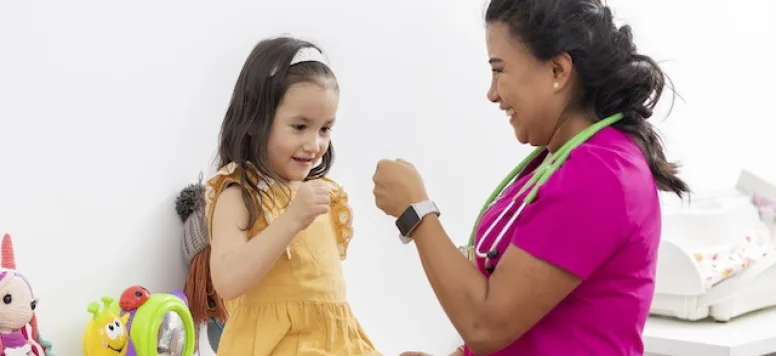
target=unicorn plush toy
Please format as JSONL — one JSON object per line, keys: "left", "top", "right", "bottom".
{"left": 0, "top": 234, "right": 51, "bottom": 356}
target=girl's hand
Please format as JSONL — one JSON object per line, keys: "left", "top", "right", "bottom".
{"left": 372, "top": 159, "right": 429, "bottom": 217}
{"left": 286, "top": 180, "right": 331, "bottom": 231}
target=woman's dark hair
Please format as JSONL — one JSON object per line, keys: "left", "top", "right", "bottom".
{"left": 217, "top": 36, "right": 338, "bottom": 229}
{"left": 486, "top": 0, "right": 689, "bottom": 197}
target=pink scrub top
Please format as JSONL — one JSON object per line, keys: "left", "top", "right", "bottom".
{"left": 464, "top": 126, "right": 661, "bottom": 355}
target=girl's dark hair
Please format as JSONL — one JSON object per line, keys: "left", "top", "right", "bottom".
{"left": 486, "top": 0, "right": 689, "bottom": 197}
{"left": 217, "top": 36, "right": 338, "bottom": 229}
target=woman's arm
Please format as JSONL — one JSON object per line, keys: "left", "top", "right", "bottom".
{"left": 410, "top": 215, "right": 580, "bottom": 355}
{"left": 373, "top": 158, "right": 626, "bottom": 355}
{"left": 209, "top": 186, "right": 302, "bottom": 300}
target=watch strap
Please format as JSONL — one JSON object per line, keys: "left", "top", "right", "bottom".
{"left": 397, "top": 200, "right": 440, "bottom": 243}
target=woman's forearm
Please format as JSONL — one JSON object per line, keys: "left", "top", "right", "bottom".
{"left": 411, "top": 215, "right": 491, "bottom": 344}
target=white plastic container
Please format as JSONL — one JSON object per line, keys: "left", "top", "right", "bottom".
{"left": 650, "top": 170, "right": 776, "bottom": 322}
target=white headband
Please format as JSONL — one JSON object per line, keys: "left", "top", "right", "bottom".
{"left": 270, "top": 47, "right": 330, "bottom": 76}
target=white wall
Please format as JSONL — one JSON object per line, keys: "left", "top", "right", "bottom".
{"left": 0, "top": 0, "right": 773, "bottom": 355}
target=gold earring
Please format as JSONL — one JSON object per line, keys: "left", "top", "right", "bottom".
{"left": 553, "top": 81, "right": 559, "bottom": 89}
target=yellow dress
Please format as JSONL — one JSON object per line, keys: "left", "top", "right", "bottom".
{"left": 204, "top": 162, "right": 378, "bottom": 356}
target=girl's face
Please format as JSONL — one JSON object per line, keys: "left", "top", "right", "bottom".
{"left": 268, "top": 78, "right": 339, "bottom": 183}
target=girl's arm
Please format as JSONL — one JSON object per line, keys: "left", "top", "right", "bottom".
{"left": 209, "top": 186, "right": 302, "bottom": 300}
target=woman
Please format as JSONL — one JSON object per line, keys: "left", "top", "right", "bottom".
{"left": 372, "top": 0, "right": 689, "bottom": 355}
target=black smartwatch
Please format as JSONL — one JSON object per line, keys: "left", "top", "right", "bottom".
{"left": 395, "top": 200, "right": 440, "bottom": 244}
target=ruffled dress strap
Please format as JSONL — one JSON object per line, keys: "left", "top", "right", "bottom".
{"left": 321, "top": 177, "right": 354, "bottom": 260}
{"left": 204, "top": 162, "right": 273, "bottom": 239}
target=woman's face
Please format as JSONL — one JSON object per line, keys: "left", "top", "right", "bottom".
{"left": 485, "top": 22, "right": 565, "bottom": 147}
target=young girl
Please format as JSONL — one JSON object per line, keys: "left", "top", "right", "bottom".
{"left": 202, "top": 37, "right": 378, "bottom": 355}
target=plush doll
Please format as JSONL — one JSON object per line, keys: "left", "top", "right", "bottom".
{"left": 176, "top": 174, "right": 225, "bottom": 352}
{"left": 0, "top": 234, "right": 50, "bottom": 356}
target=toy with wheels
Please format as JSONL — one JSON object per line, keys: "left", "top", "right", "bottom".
{"left": 84, "top": 285, "right": 196, "bottom": 356}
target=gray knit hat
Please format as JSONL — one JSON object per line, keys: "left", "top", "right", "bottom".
{"left": 176, "top": 173, "right": 209, "bottom": 266}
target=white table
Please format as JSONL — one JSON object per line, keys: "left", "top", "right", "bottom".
{"left": 644, "top": 307, "right": 776, "bottom": 356}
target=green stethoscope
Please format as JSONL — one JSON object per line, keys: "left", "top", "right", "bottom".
{"left": 463, "top": 112, "right": 624, "bottom": 272}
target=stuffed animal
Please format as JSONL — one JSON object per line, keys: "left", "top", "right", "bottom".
{"left": 176, "top": 174, "right": 225, "bottom": 352}
{"left": 0, "top": 234, "right": 48, "bottom": 356}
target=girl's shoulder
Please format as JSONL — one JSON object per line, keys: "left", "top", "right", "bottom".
{"left": 204, "top": 162, "right": 249, "bottom": 208}
{"left": 206, "top": 162, "right": 241, "bottom": 191}
{"left": 204, "top": 162, "right": 274, "bottom": 202}
{"left": 203, "top": 162, "right": 278, "bottom": 236}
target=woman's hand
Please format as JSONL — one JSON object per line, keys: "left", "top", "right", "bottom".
{"left": 372, "top": 159, "right": 429, "bottom": 217}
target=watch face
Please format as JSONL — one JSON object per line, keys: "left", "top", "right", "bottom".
{"left": 396, "top": 206, "right": 419, "bottom": 236}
